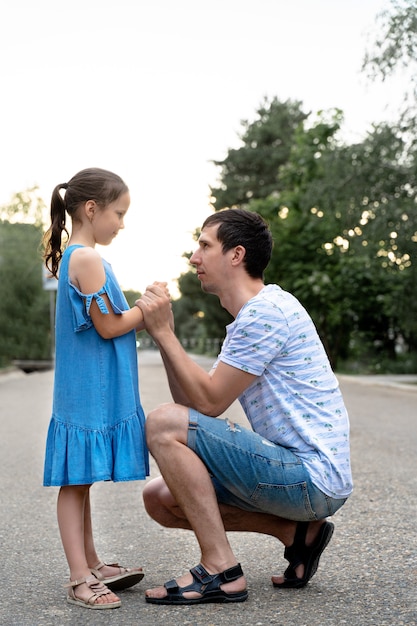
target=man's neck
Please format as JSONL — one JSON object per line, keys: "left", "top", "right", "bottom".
{"left": 219, "top": 279, "right": 265, "bottom": 319}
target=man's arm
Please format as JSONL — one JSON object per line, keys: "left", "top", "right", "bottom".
{"left": 137, "top": 287, "right": 255, "bottom": 416}
{"left": 158, "top": 342, "right": 195, "bottom": 406}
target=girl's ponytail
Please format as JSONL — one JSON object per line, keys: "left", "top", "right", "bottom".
{"left": 43, "top": 183, "right": 69, "bottom": 278}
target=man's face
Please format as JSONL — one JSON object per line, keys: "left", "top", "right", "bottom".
{"left": 190, "top": 224, "right": 228, "bottom": 294}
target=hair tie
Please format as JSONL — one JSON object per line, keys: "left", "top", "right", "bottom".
{"left": 61, "top": 182, "right": 68, "bottom": 190}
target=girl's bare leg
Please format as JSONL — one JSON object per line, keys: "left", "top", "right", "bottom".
{"left": 57, "top": 485, "right": 120, "bottom": 605}
{"left": 83, "top": 489, "right": 100, "bottom": 567}
{"left": 83, "top": 490, "right": 132, "bottom": 580}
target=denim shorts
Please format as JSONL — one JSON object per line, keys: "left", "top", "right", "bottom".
{"left": 187, "top": 409, "right": 347, "bottom": 522}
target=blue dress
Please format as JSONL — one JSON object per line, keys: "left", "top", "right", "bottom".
{"left": 43, "top": 245, "right": 149, "bottom": 486}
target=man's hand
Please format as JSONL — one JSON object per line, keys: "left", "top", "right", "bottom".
{"left": 135, "top": 282, "right": 174, "bottom": 335}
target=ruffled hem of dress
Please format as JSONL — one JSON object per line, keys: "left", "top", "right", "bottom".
{"left": 43, "top": 413, "right": 149, "bottom": 486}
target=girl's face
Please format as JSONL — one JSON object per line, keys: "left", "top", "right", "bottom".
{"left": 93, "top": 192, "right": 130, "bottom": 246}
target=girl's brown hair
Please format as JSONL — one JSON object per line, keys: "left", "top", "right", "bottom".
{"left": 43, "top": 168, "right": 128, "bottom": 277}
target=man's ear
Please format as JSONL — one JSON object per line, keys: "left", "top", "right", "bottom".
{"left": 231, "top": 245, "right": 246, "bottom": 266}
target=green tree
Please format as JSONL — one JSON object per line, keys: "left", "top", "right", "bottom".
{"left": 210, "top": 97, "right": 308, "bottom": 210}
{"left": 359, "top": 0, "right": 417, "bottom": 366}
{"left": 248, "top": 111, "right": 351, "bottom": 366}
{"left": 260, "top": 115, "right": 417, "bottom": 369}
{"left": 0, "top": 186, "right": 45, "bottom": 225}
{"left": 0, "top": 189, "right": 51, "bottom": 367}
{"left": 363, "top": 0, "right": 417, "bottom": 127}
{"left": 195, "top": 104, "right": 417, "bottom": 369}
{"left": 177, "top": 82, "right": 417, "bottom": 371}
{"left": 0, "top": 228, "right": 50, "bottom": 366}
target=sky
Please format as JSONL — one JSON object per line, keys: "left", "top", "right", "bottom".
{"left": 0, "top": 0, "right": 401, "bottom": 295}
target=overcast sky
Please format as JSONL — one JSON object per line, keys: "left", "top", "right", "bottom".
{"left": 0, "top": 0, "right": 400, "bottom": 294}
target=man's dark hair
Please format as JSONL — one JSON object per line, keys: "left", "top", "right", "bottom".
{"left": 202, "top": 209, "right": 273, "bottom": 279}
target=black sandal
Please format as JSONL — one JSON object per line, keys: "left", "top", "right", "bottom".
{"left": 145, "top": 563, "right": 248, "bottom": 605}
{"left": 273, "top": 521, "right": 334, "bottom": 589}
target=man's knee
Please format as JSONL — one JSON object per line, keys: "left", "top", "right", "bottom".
{"left": 145, "top": 402, "right": 189, "bottom": 450}
{"left": 142, "top": 477, "right": 179, "bottom": 526}
{"left": 142, "top": 477, "right": 163, "bottom": 517}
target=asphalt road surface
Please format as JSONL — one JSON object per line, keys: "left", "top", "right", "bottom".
{"left": 0, "top": 351, "right": 416, "bottom": 626}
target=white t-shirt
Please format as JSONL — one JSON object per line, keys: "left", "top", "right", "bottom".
{"left": 213, "top": 284, "right": 353, "bottom": 498}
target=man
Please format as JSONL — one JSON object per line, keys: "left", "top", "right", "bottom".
{"left": 137, "top": 208, "right": 352, "bottom": 605}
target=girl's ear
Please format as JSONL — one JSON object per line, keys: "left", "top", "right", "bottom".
{"left": 85, "top": 200, "right": 96, "bottom": 221}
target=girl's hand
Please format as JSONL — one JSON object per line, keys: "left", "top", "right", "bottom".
{"left": 152, "top": 281, "right": 170, "bottom": 296}
{"left": 135, "top": 282, "right": 173, "bottom": 336}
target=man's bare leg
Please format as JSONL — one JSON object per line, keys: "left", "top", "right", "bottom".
{"left": 143, "top": 475, "right": 328, "bottom": 585}
{"left": 144, "top": 404, "right": 247, "bottom": 600}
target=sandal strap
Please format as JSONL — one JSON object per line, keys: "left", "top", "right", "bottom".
{"left": 65, "top": 574, "right": 111, "bottom": 598}
{"left": 219, "top": 563, "right": 244, "bottom": 582}
{"left": 165, "top": 563, "right": 244, "bottom": 594}
{"left": 92, "top": 560, "right": 106, "bottom": 571}
{"left": 283, "top": 521, "right": 309, "bottom": 568}
{"left": 91, "top": 561, "right": 122, "bottom": 580}
{"left": 103, "top": 562, "right": 122, "bottom": 570}
{"left": 191, "top": 563, "right": 244, "bottom": 586}
{"left": 65, "top": 575, "right": 91, "bottom": 589}
{"left": 92, "top": 561, "right": 130, "bottom": 575}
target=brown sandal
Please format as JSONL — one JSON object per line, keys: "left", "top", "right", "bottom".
{"left": 91, "top": 561, "right": 145, "bottom": 591}
{"left": 65, "top": 574, "right": 121, "bottom": 609}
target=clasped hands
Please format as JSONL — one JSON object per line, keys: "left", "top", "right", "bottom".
{"left": 135, "top": 281, "right": 174, "bottom": 335}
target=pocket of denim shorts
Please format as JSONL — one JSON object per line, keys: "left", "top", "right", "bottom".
{"left": 250, "top": 481, "right": 317, "bottom": 521}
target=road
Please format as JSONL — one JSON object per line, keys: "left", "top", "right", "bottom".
{"left": 0, "top": 351, "right": 416, "bottom": 626}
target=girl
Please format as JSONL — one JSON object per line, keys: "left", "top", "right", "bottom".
{"left": 43, "top": 168, "right": 163, "bottom": 610}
